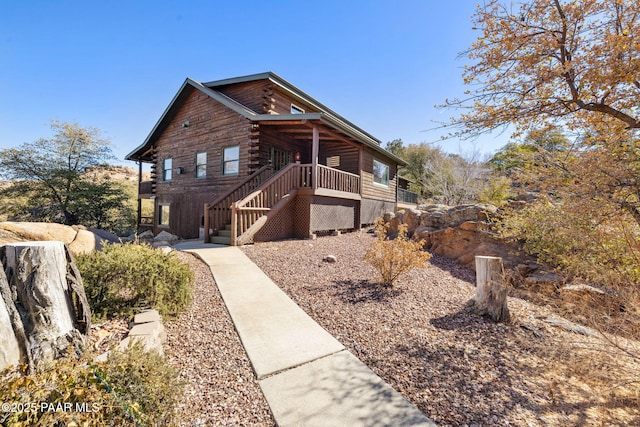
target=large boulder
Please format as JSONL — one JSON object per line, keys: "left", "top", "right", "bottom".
{"left": 383, "top": 204, "right": 532, "bottom": 271}
{"left": 0, "top": 222, "right": 119, "bottom": 256}
{"left": 418, "top": 204, "right": 497, "bottom": 229}
{"left": 0, "top": 222, "right": 77, "bottom": 245}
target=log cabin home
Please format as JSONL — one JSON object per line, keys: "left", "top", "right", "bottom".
{"left": 126, "top": 72, "right": 416, "bottom": 245}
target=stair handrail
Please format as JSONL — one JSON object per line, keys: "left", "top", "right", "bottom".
{"left": 231, "top": 163, "right": 312, "bottom": 244}
{"left": 204, "top": 164, "right": 272, "bottom": 243}
{"left": 236, "top": 163, "right": 309, "bottom": 208}
{"left": 208, "top": 164, "right": 272, "bottom": 208}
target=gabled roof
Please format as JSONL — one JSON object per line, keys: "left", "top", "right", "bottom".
{"left": 126, "top": 72, "right": 406, "bottom": 165}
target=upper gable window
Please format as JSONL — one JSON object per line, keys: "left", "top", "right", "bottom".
{"left": 372, "top": 158, "right": 390, "bottom": 187}
{"left": 290, "top": 104, "right": 305, "bottom": 114}
{"left": 223, "top": 146, "right": 240, "bottom": 176}
{"left": 195, "top": 152, "right": 207, "bottom": 178}
{"left": 162, "top": 158, "right": 172, "bottom": 181}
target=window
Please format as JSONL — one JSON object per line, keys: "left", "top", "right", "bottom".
{"left": 372, "top": 158, "right": 390, "bottom": 187}
{"left": 326, "top": 156, "right": 340, "bottom": 168}
{"left": 162, "top": 158, "right": 172, "bottom": 181}
{"left": 195, "top": 152, "right": 207, "bottom": 178}
{"left": 159, "top": 203, "right": 170, "bottom": 226}
{"left": 223, "top": 146, "right": 240, "bottom": 175}
{"left": 290, "top": 104, "right": 305, "bottom": 114}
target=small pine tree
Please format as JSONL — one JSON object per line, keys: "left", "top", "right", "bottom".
{"left": 364, "top": 219, "right": 432, "bottom": 287}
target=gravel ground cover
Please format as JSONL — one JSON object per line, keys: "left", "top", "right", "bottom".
{"left": 164, "top": 251, "right": 274, "bottom": 427}
{"left": 242, "top": 230, "right": 640, "bottom": 427}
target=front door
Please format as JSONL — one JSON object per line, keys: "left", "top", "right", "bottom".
{"left": 270, "top": 147, "right": 292, "bottom": 171}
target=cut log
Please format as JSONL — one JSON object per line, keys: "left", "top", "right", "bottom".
{"left": 0, "top": 266, "right": 23, "bottom": 370}
{"left": 467, "top": 255, "right": 511, "bottom": 322}
{"left": 2, "top": 241, "right": 91, "bottom": 370}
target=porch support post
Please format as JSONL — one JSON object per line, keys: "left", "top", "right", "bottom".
{"left": 358, "top": 147, "right": 364, "bottom": 196}
{"left": 230, "top": 202, "right": 238, "bottom": 246}
{"left": 312, "top": 126, "right": 319, "bottom": 190}
{"left": 203, "top": 204, "right": 210, "bottom": 243}
{"left": 136, "top": 161, "right": 142, "bottom": 229}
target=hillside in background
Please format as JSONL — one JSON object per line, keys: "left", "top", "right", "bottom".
{"left": 0, "top": 165, "right": 148, "bottom": 233}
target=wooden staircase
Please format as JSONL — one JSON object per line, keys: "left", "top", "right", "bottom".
{"left": 232, "top": 163, "right": 312, "bottom": 245}
{"left": 210, "top": 224, "right": 233, "bottom": 245}
{"left": 205, "top": 162, "right": 360, "bottom": 245}
{"left": 204, "top": 164, "right": 273, "bottom": 244}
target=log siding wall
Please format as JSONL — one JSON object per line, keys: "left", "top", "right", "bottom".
{"left": 152, "top": 89, "right": 251, "bottom": 237}
{"left": 360, "top": 148, "right": 397, "bottom": 202}
{"left": 142, "top": 76, "right": 402, "bottom": 240}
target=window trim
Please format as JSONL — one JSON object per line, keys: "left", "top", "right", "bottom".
{"left": 372, "top": 158, "right": 390, "bottom": 188}
{"left": 195, "top": 152, "right": 207, "bottom": 178}
{"left": 162, "top": 158, "right": 173, "bottom": 182}
{"left": 158, "top": 203, "right": 170, "bottom": 227}
{"left": 290, "top": 103, "right": 305, "bottom": 114}
{"left": 222, "top": 145, "right": 240, "bottom": 176}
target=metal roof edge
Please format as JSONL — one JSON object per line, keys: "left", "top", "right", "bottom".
{"left": 205, "top": 72, "right": 384, "bottom": 146}
{"left": 127, "top": 73, "right": 406, "bottom": 166}
{"left": 319, "top": 115, "right": 408, "bottom": 166}
{"left": 125, "top": 78, "right": 194, "bottom": 161}
{"left": 253, "top": 112, "right": 324, "bottom": 121}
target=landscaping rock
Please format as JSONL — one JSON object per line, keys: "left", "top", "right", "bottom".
{"left": 138, "top": 230, "right": 155, "bottom": 240}
{"left": 0, "top": 222, "right": 77, "bottom": 245}
{"left": 68, "top": 229, "right": 100, "bottom": 255}
{"left": 88, "top": 228, "right": 121, "bottom": 243}
{"left": 324, "top": 255, "right": 337, "bottom": 263}
{"left": 134, "top": 309, "right": 162, "bottom": 324}
{"left": 561, "top": 284, "right": 606, "bottom": 295}
{"left": 97, "top": 309, "right": 167, "bottom": 360}
{"left": 155, "top": 230, "right": 180, "bottom": 242}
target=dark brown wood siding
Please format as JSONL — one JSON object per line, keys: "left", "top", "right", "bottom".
{"left": 258, "top": 128, "right": 311, "bottom": 166}
{"left": 318, "top": 141, "right": 359, "bottom": 174}
{"left": 268, "top": 86, "right": 319, "bottom": 115}
{"left": 216, "top": 80, "right": 320, "bottom": 116}
{"left": 216, "top": 80, "right": 267, "bottom": 113}
{"left": 152, "top": 88, "right": 251, "bottom": 237}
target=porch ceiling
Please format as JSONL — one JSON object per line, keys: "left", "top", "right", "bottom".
{"left": 256, "top": 119, "right": 360, "bottom": 146}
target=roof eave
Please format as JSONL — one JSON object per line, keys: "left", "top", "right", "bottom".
{"left": 125, "top": 78, "right": 258, "bottom": 162}
{"left": 319, "top": 115, "right": 408, "bottom": 166}
{"left": 206, "top": 72, "right": 384, "bottom": 147}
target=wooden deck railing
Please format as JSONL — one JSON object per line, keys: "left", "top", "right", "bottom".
{"left": 316, "top": 164, "right": 360, "bottom": 193}
{"left": 204, "top": 164, "right": 272, "bottom": 243}
{"left": 206, "top": 163, "right": 362, "bottom": 245}
{"left": 398, "top": 188, "right": 419, "bottom": 205}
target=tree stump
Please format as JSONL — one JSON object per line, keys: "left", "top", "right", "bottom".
{"left": 0, "top": 241, "right": 91, "bottom": 371}
{"left": 0, "top": 267, "right": 23, "bottom": 369}
{"left": 467, "top": 255, "right": 511, "bottom": 322}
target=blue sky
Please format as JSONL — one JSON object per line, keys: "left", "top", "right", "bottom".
{"left": 0, "top": 1, "right": 509, "bottom": 165}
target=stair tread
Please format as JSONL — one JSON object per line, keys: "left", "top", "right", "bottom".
{"left": 211, "top": 236, "right": 231, "bottom": 245}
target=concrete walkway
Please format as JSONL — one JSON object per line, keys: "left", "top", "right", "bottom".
{"left": 174, "top": 241, "right": 436, "bottom": 427}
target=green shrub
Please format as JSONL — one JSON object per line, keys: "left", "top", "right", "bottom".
{"left": 76, "top": 243, "right": 193, "bottom": 320}
{"left": 364, "top": 220, "right": 432, "bottom": 287}
{"left": 477, "top": 176, "right": 513, "bottom": 207}
{"left": 0, "top": 343, "right": 183, "bottom": 426}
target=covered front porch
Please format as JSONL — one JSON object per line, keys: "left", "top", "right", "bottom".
{"left": 204, "top": 160, "right": 362, "bottom": 245}
{"left": 205, "top": 117, "right": 373, "bottom": 245}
